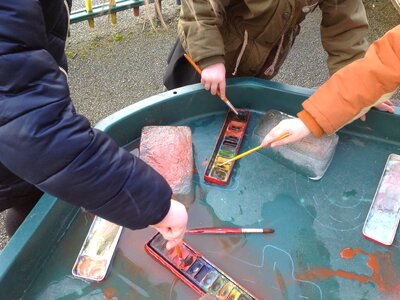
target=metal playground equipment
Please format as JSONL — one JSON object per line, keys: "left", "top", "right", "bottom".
{"left": 70, "top": 0, "right": 161, "bottom": 27}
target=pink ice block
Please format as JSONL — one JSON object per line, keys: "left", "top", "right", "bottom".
{"left": 139, "top": 126, "right": 193, "bottom": 199}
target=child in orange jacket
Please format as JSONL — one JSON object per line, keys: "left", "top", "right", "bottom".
{"left": 262, "top": 25, "right": 400, "bottom": 147}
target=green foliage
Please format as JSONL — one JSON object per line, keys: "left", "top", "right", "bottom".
{"left": 114, "top": 33, "right": 123, "bottom": 42}
{"left": 65, "top": 51, "right": 75, "bottom": 59}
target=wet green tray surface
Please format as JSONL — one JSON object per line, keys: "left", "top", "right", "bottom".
{"left": 1, "top": 79, "right": 399, "bottom": 299}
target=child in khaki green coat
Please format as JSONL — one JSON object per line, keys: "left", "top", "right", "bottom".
{"left": 164, "top": 0, "right": 370, "bottom": 101}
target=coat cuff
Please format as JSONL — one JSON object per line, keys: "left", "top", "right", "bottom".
{"left": 197, "top": 55, "right": 225, "bottom": 70}
{"left": 297, "top": 110, "right": 325, "bottom": 138}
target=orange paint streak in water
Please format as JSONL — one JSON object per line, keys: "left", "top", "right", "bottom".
{"left": 274, "top": 270, "right": 287, "bottom": 296}
{"left": 297, "top": 248, "right": 400, "bottom": 295}
{"left": 340, "top": 247, "right": 364, "bottom": 260}
{"left": 298, "top": 268, "right": 369, "bottom": 284}
{"left": 104, "top": 287, "right": 117, "bottom": 299}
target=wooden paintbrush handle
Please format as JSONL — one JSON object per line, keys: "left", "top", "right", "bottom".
{"left": 183, "top": 53, "right": 202, "bottom": 75}
{"left": 186, "top": 227, "right": 275, "bottom": 234}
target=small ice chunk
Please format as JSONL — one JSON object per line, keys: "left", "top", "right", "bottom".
{"left": 252, "top": 110, "right": 339, "bottom": 180}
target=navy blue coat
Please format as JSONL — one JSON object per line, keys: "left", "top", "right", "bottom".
{"left": 0, "top": 0, "right": 172, "bottom": 229}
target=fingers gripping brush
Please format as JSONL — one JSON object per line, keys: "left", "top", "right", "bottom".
{"left": 183, "top": 53, "right": 239, "bottom": 115}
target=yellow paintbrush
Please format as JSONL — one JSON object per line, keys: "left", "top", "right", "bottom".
{"left": 218, "top": 133, "right": 290, "bottom": 166}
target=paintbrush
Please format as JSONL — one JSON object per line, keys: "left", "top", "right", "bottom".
{"left": 186, "top": 227, "right": 274, "bottom": 234}
{"left": 183, "top": 53, "right": 239, "bottom": 115}
{"left": 219, "top": 133, "right": 290, "bottom": 166}
{"left": 175, "top": 245, "right": 183, "bottom": 259}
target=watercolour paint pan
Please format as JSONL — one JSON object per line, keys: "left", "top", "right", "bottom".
{"left": 362, "top": 153, "right": 400, "bottom": 246}
{"left": 72, "top": 216, "right": 123, "bottom": 281}
{"left": 145, "top": 233, "right": 257, "bottom": 299}
{"left": 204, "top": 109, "right": 250, "bottom": 186}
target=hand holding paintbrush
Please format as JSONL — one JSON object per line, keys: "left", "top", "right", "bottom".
{"left": 183, "top": 54, "right": 239, "bottom": 115}
{"left": 219, "top": 133, "right": 290, "bottom": 166}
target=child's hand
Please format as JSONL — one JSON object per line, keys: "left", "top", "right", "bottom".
{"left": 261, "top": 118, "right": 311, "bottom": 147}
{"left": 360, "top": 100, "right": 395, "bottom": 121}
{"left": 201, "top": 63, "right": 226, "bottom": 100}
{"left": 151, "top": 199, "right": 188, "bottom": 250}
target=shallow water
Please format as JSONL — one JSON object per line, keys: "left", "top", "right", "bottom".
{"left": 26, "top": 111, "right": 400, "bottom": 299}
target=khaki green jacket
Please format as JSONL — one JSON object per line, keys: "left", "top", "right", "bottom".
{"left": 178, "top": 0, "right": 369, "bottom": 78}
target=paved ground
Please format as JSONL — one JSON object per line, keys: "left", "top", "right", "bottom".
{"left": 1, "top": 0, "right": 399, "bottom": 250}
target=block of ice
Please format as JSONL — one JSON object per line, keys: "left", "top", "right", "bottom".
{"left": 140, "top": 126, "right": 194, "bottom": 201}
{"left": 252, "top": 110, "right": 339, "bottom": 180}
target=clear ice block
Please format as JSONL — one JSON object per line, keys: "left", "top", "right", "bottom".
{"left": 252, "top": 110, "right": 339, "bottom": 180}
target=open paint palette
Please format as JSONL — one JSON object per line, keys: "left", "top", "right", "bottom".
{"left": 146, "top": 233, "right": 256, "bottom": 299}
{"left": 204, "top": 109, "right": 250, "bottom": 185}
{"left": 363, "top": 153, "right": 400, "bottom": 246}
{"left": 72, "top": 216, "right": 123, "bottom": 281}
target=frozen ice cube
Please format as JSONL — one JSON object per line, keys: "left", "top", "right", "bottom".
{"left": 140, "top": 126, "right": 194, "bottom": 202}
{"left": 252, "top": 110, "right": 339, "bottom": 180}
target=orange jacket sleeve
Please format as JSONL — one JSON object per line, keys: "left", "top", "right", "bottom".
{"left": 298, "top": 25, "right": 400, "bottom": 137}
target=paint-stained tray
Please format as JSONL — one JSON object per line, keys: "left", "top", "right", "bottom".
{"left": 204, "top": 109, "right": 250, "bottom": 186}
{"left": 363, "top": 153, "right": 400, "bottom": 246}
{"left": 72, "top": 216, "right": 122, "bottom": 281}
{"left": 146, "top": 233, "right": 256, "bottom": 299}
